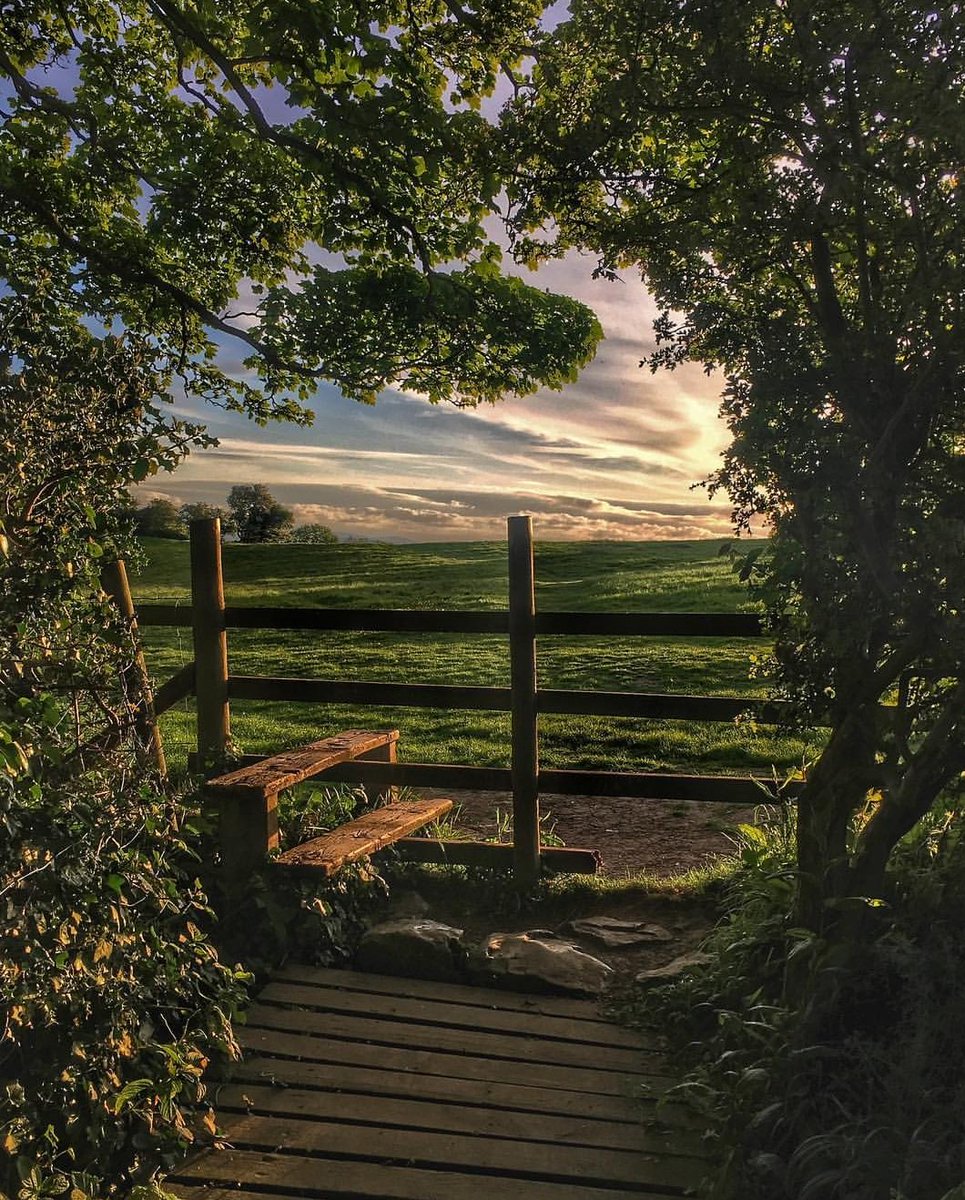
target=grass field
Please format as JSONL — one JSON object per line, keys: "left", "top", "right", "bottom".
{"left": 132, "top": 537, "right": 820, "bottom": 777}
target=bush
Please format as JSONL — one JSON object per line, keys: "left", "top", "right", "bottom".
{"left": 0, "top": 330, "right": 247, "bottom": 1196}
{"left": 0, "top": 764, "right": 249, "bottom": 1192}
{"left": 637, "top": 805, "right": 965, "bottom": 1200}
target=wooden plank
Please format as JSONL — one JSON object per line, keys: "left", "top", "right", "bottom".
{"left": 390, "top": 838, "right": 601, "bottom": 873}
{"left": 204, "top": 1113, "right": 704, "bottom": 1192}
{"left": 269, "top": 965, "right": 610, "bottom": 1022}
{"left": 274, "top": 797, "right": 452, "bottom": 875}
{"left": 212, "top": 1083, "right": 705, "bottom": 1155}
{"left": 242, "top": 1004, "right": 663, "bottom": 1073}
{"left": 535, "top": 610, "right": 764, "bottom": 637}
{"left": 539, "top": 768, "right": 790, "bottom": 803}
{"left": 206, "top": 729, "right": 399, "bottom": 800}
{"left": 138, "top": 605, "right": 764, "bottom": 638}
{"left": 323, "top": 760, "right": 514, "bottom": 791}
{"left": 223, "top": 605, "right": 510, "bottom": 634}
{"left": 227, "top": 675, "right": 513, "bottom": 711}
{"left": 255, "top": 979, "right": 644, "bottom": 1048}
{"left": 508, "top": 515, "right": 540, "bottom": 885}
{"left": 152, "top": 660, "right": 195, "bottom": 715}
{"left": 538, "top": 688, "right": 789, "bottom": 723}
{"left": 170, "top": 1149, "right": 692, "bottom": 1200}
{"left": 135, "top": 603, "right": 192, "bottom": 627}
{"left": 187, "top": 756, "right": 515, "bottom": 792}
{"left": 235, "top": 1028, "right": 675, "bottom": 1100}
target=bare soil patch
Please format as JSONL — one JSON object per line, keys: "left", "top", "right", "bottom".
{"left": 433, "top": 789, "right": 753, "bottom": 879}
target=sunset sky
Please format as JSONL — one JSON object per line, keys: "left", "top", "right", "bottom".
{"left": 148, "top": 250, "right": 735, "bottom": 543}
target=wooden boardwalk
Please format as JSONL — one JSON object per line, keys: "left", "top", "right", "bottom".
{"left": 167, "top": 966, "right": 708, "bottom": 1199}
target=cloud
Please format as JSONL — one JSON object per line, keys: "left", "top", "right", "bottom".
{"left": 156, "top": 245, "right": 732, "bottom": 541}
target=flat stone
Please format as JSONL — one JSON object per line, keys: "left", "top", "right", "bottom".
{"left": 471, "top": 930, "right": 613, "bottom": 996}
{"left": 635, "top": 951, "right": 714, "bottom": 988}
{"left": 567, "top": 917, "right": 674, "bottom": 949}
{"left": 356, "top": 918, "right": 465, "bottom": 983}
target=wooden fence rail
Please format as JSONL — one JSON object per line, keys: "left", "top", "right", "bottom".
{"left": 136, "top": 516, "right": 794, "bottom": 882}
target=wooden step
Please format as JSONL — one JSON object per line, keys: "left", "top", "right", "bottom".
{"left": 274, "top": 796, "right": 453, "bottom": 875}
{"left": 205, "top": 728, "right": 398, "bottom": 801}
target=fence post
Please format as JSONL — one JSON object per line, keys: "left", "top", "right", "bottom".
{"left": 101, "top": 558, "right": 167, "bottom": 777}
{"left": 508, "top": 515, "right": 540, "bottom": 885}
{"left": 190, "top": 518, "right": 230, "bottom": 769}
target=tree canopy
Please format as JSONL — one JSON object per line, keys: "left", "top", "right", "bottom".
{"left": 226, "top": 482, "right": 294, "bottom": 543}
{"left": 2, "top": 1, "right": 601, "bottom": 422}
{"left": 505, "top": 0, "right": 965, "bottom": 924}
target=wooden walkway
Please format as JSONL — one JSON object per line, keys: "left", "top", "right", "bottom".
{"left": 167, "top": 966, "right": 708, "bottom": 1199}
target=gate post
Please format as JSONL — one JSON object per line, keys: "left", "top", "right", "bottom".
{"left": 508, "top": 515, "right": 540, "bottom": 885}
{"left": 190, "top": 518, "right": 230, "bottom": 769}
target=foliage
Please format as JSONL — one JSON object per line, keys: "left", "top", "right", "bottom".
{"left": 289, "top": 522, "right": 338, "bottom": 545}
{"left": 226, "top": 483, "right": 294, "bottom": 544}
{"left": 0, "top": 323, "right": 247, "bottom": 1195}
{"left": 178, "top": 502, "right": 235, "bottom": 538}
{"left": 505, "top": 0, "right": 965, "bottom": 925}
{"left": 1, "top": 1, "right": 601, "bottom": 423}
{"left": 211, "top": 784, "right": 390, "bottom": 972}
{"left": 134, "top": 498, "right": 186, "bottom": 540}
{"left": 637, "top": 807, "right": 965, "bottom": 1200}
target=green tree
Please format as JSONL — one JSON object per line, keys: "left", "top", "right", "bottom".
{"left": 179, "top": 501, "right": 236, "bottom": 538}
{"left": 227, "top": 483, "right": 294, "bottom": 544}
{"left": 2, "top": 2, "right": 601, "bottom": 424}
{"left": 506, "top": 0, "right": 965, "bottom": 928}
{"left": 134, "top": 497, "right": 186, "bottom": 539}
{"left": 290, "top": 522, "right": 339, "bottom": 545}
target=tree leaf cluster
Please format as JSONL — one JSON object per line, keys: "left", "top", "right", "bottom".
{"left": 2, "top": 1, "right": 601, "bottom": 419}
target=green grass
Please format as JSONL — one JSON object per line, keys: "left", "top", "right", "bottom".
{"left": 132, "top": 537, "right": 821, "bottom": 775}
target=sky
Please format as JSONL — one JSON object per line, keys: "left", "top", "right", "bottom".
{"left": 145, "top": 252, "right": 735, "bottom": 543}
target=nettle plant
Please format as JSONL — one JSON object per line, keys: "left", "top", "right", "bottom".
{"left": 0, "top": 328, "right": 248, "bottom": 1196}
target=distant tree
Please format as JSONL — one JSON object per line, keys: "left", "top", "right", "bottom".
{"left": 179, "top": 501, "right": 236, "bottom": 538}
{"left": 134, "top": 497, "right": 186, "bottom": 540}
{"left": 290, "top": 523, "right": 338, "bottom": 545}
{"left": 227, "top": 484, "right": 294, "bottom": 544}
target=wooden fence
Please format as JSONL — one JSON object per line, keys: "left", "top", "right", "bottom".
{"left": 137, "top": 516, "right": 796, "bottom": 881}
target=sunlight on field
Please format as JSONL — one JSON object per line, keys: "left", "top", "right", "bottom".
{"left": 132, "top": 537, "right": 822, "bottom": 775}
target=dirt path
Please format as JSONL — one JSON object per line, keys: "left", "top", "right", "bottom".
{"left": 431, "top": 789, "right": 753, "bottom": 878}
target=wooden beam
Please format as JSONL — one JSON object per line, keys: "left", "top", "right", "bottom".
{"left": 274, "top": 797, "right": 453, "bottom": 875}
{"left": 535, "top": 610, "right": 764, "bottom": 637}
{"left": 508, "top": 515, "right": 540, "bottom": 886}
{"left": 190, "top": 518, "right": 230, "bottom": 766}
{"left": 227, "top": 675, "right": 512, "bottom": 711}
{"left": 538, "top": 688, "right": 789, "bottom": 723}
{"left": 206, "top": 729, "right": 400, "bottom": 801}
{"left": 152, "top": 660, "right": 195, "bottom": 716}
{"left": 389, "top": 838, "right": 600, "bottom": 875}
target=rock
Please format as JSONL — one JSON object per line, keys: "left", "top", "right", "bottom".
{"left": 634, "top": 951, "right": 713, "bottom": 988}
{"left": 384, "top": 890, "right": 431, "bottom": 919}
{"left": 471, "top": 930, "right": 613, "bottom": 996}
{"left": 356, "top": 918, "right": 466, "bottom": 982}
{"left": 566, "top": 916, "right": 674, "bottom": 949}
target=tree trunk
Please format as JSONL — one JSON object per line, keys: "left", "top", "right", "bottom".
{"left": 794, "top": 705, "right": 878, "bottom": 932}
